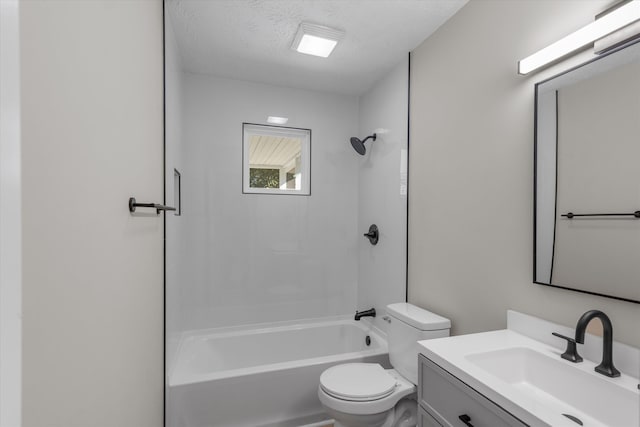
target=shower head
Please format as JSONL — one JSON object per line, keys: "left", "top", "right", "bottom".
{"left": 350, "top": 133, "right": 376, "bottom": 155}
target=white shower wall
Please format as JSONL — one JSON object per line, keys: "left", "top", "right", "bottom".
{"left": 176, "top": 72, "right": 361, "bottom": 331}
{"left": 356, "top": 58, "right": 409, "bottom": 332}
{"left": 165, "top": 14, "right": 186, "bottom": 368}
{"left": 164, "top": 14, "right": 410, "bottom": 339}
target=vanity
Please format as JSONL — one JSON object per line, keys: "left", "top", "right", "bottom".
{"left": 417, "top": 311, "right": 640, "bottom": 427}
{"left": 418, "top": 354, "right": 526, "bottom": 427}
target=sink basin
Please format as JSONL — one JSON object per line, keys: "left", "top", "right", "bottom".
{"left": 466, "top": 347, "right": 639, "bottom": 427}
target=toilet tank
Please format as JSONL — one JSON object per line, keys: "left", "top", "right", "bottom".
{"left": 386, "top": 303, "right": 450, "bottom": 384}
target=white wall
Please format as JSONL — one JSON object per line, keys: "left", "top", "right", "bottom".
{"left": 409, "top": 0, "right": 640, "bottom": 347}
{"left": 177, "top": 73, "right": 360, "bottom": 331}
{"left": 0, "top": 1, "right": 22, "bottom": 425}
{"left": 164, "top": 8, "right": 186, "bottom": 370}
{"left": 357, "top": 58, "right": 409, "bottom": 331}
{"left": 20, "top": 1, "right": 164, "bottom": 425}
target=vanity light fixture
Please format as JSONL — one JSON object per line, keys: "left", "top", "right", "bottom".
{"left": 267, "top": 116, "right": 288, "bottom": 125}
{"left": 595, "top": 0, "right": 640, "bottom": 53}
{"left": 291, "top": 22, "right": 344, "bottom": 58}
{"left": 518, "top": 0, "right": 640, "bottom": 74}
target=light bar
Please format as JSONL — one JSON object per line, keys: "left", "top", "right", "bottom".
{"left": 518, "top": 0, "right": 640, "bottom": 75}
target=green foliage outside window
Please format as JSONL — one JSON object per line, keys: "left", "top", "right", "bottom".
{"left": 250, "top": 168, "right": 279, "bottom": 188}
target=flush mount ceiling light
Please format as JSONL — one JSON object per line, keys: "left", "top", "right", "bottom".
{"left": 291, "top": 22, "right": 345, "bottom": 58}
{"left": 267, "top": 116, "right": 288, "bottom": 125}
{"left": 518, "top": 0, "right": 640, "bottom": 75}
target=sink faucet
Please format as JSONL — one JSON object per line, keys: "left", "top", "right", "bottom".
{"left": 574, "top": 310, "right": 620, "bottom": 378}
{"left": 354, "top": 308, "right": 376, "bottom": 321}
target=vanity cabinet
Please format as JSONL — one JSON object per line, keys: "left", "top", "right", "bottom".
{"left": 418, "top": 355, "right": 528, "bottom": 427}
{"left": 418, "top": 406, "right": 445, "bottom": 427}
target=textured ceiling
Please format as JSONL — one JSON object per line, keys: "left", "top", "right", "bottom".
{"left": 166, "top": 0, "right": 468, "bottom": 95}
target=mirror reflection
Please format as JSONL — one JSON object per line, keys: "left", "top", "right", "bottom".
{"left": 534, "top": 41, "right": 640, "bottom": 303}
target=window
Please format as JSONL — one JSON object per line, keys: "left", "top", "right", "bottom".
{"left": 243, "top": 123, "right": 311, "bottom": 195}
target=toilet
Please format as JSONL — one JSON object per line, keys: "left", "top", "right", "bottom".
{"left": 318, "top": 303, "right": 450, "bottom": 427}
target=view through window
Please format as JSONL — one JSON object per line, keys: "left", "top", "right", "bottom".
{"left": 243, "top": 124, "right": 310, "bottom": 195}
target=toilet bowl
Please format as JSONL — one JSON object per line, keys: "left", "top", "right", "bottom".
{"left": 317, "top": 303, "right": 450, "bottom": 427}
{"left": 318, "top": 364, "right": 416, "bottom": 427}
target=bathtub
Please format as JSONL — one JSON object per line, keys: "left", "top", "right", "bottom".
{"left": 167, "top": 317, "right": 389, "bottom": 427}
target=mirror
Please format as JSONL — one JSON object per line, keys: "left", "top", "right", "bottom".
{"left": 534, "top": 41, "right": 640, "bottom": 303}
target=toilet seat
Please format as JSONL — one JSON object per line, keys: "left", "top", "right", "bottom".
{"left": 318, "top": 366, "right": 416, "bottom": 416}
{"left": 320, "top": 363, "right": 397, "bottom": 401}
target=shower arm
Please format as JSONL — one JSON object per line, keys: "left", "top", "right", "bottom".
{"left": 362, "top": 134, "right": 376, "bottom": 144}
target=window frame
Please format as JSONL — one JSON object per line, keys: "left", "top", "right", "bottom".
{"left": 242, "top": 123, "right": 311, "bottom": 195}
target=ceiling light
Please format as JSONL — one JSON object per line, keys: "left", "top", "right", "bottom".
{"left": 267, "top": 116, "right": 288, "bottom": 125}
{"left": 292, "top": 23, "right": 344, "bottom": 58}
{"left": 518, "top": 0, "right": 640, "bottom": 75}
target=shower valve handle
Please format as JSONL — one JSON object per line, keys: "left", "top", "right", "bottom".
{"left": 363, "top": 224, "right": 379, "bottom": 245}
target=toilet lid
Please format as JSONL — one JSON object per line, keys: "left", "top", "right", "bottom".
{"left": 320, "top": 363, "right": 397, "bottom": 401}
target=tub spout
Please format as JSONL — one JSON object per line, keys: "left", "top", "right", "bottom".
{"left": 354, "top": 308, "right": 376, "bottom": 321}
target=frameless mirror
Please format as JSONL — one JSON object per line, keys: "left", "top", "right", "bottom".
{"left": 242, "top": 123, "right": 311, "bottom": 195}
{"left": 534, "top": 41, "right": 640, "bottom": 303}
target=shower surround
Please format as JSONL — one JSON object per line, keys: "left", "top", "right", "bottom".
{"left": 165, "top": 14, "right": 409, "bottom": 423}
{"left": 170, "top": 72, "right": 360, "bottom": 334}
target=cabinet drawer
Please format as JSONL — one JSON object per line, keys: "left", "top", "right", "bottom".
{"left": 419, "top": 355, "right": 528, "bottom": 427}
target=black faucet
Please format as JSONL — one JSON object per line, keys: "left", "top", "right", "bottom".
{"left": 553, "top": 310, "right": 621, "bottom": 377}
{"left": 552, "top": 332, "right": 583, "bottom": 363}
{"left": 574, "top": 310, "right": 620, "bottom": 377}
{"left": 354, "top": 308, "right": 376, "bottom": 321}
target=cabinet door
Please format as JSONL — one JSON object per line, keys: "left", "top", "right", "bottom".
{"left": 419, "top": 355, "right": 528, "bottom": 427}
{"left": 419, "top": 405, "right": 444, "bottom": 427}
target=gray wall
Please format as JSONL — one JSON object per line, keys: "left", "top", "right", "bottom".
{"left": 408, "top": 0, "right": 640, "bottom": 347}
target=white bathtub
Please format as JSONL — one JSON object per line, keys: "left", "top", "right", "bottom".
{"left": 167, "top": 317, "right": 389, "bottom": 427}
